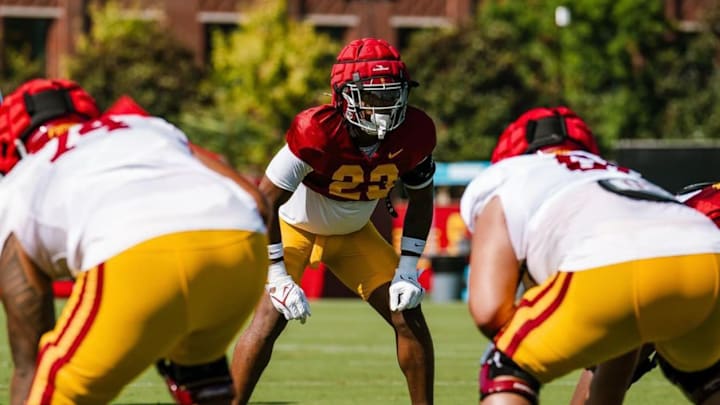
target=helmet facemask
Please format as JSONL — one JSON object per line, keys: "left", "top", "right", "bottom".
{"left": 340, "top": 75, "right": 409, "bottom": 140}
{"left": 330, "top": 38, "right": 415, "bottom": 141}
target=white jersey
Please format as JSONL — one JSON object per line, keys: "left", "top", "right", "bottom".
{"left": 0, "top": 114, "right": 266, "bottom": 277}
{"left": 460, "top": 150, "right": 720, "bottom": 284}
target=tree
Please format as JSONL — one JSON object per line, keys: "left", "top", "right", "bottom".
{"left": 0, "top": 46, "right": 44, "bottom": 95}
{"left": 181, "top": 0, "right": 338, "bottom": 171}
{"left": 653, "top": 4, "right": 720, "bottom": 141}
{"left": 403, "top": 0, "right": 720, "bottom": 161}
{"left": 402, "top": 2, "right": 559, "bottom": 161}
{"left": 68, "top": 1, "right": 202, "bottom": 122}
{"left": 557, "top": 0, "right": 670, "bottom": 144}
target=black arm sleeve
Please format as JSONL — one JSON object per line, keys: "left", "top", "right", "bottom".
{"left": 400, "top": 155, "right": 435, "bottom": 188}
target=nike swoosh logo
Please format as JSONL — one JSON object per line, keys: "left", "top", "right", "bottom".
{"left": 271, "top": 285, "right": 293, "bottom": 308}
{"left": 388, "top": 149, "right": 404, "bottom": 159}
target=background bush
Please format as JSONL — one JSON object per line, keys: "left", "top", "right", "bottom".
{"left": 4, "top": 0, "right": 720, "bottom": 166}
{"left": 68, "top": 1, "right": 202, "bottom": 123}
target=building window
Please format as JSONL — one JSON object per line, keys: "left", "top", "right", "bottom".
{"left": 4, "top": 17, "right": 50, "bottom": 59}
{"left": 204, "top": 23, "right": 240, "bottom": 64}
{"left": 2, "top": 17, "right": 50, "bottom": 81}
{"left": 396, "top": 27, "right": 425, "bottom": 52}
{"left": 314, "top": 25, "right": 347, "bottom": 43}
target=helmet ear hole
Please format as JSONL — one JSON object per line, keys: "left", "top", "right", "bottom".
{"left": 491, "top": 106, "right": 600, "bottom": 163}
{"left": 525, "top": 113, "right": 568, "bottom": 154}
{"left": 22, "top": 89, "right": 77, "bottom": 139}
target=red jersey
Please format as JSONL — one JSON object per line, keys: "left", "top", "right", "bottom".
{"left": 286, "top": 104, "right": 436, "bottom": 202}
{"left": 684, "top": 183, "right": 720, "bottom": 228}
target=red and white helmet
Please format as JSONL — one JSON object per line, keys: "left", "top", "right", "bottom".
{"left": 0, "top": 78, "right": 99, "bottom": 174}
{"left": 491, "top": 106, "right": 600, "bottom": 163}
{"left": 330, "top": 38, "right": 416, "bottom": 139}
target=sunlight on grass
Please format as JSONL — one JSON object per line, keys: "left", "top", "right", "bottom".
{"left": 0, "top": 299, "right": 690, "bottom": 404}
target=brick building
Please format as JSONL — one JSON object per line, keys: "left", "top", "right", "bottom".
{"left": 0, "top": 0, "right": 712, "bottom": 77}
{"left": 0, "top": 0, "right": 473, "bottom": 77}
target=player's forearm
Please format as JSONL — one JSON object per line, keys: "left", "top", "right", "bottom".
{"left": 259, "top": 178, "right": 292, "bottom": 245}
{"left": 0, "top": 234, "right": 55, "bottom": 404}
{"left": 11, "top": 367, "right": 35, "bottom": 405}
{"left": 402, "top": 184, "right": 434, "bottom": 239}
{"left": 586, "top": 348, "right": 641, "bottom": 405}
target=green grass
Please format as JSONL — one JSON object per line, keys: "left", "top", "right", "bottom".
{"left": 0, "top": 299, "right": 689, "bottom": 404}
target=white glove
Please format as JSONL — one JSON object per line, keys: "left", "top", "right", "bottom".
{"left": 266, "top": 264, "right": 311, "bottom": 323}
{"left": 389, "top": 256, "right": 425, "bottom": 312}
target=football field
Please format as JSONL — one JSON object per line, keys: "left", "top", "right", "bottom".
{"left": 0, "top": 298, "right": 688, "bottom": 404}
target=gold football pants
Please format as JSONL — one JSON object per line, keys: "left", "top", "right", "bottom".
{"left": 28, "top": 230, "right": 267, "bottom": 404}
{"left": 495, "top": 253, "right": 720, "bottom": 382}
{"left": 280, "top": 219, "right": 398, "bottom": 300}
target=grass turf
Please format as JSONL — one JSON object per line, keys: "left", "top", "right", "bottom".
{"left": 0, "top": 298, "right": 688, "bottom": 404}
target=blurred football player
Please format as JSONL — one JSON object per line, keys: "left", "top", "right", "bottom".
{"left": 679, "top": 181, "right": 720, "bottom": 225}
{"left": 0, "top": 78, "right": 269, "bottom": 405}
{"left": 570, "top": 180, "right": 720, "bottom": 405}
{"left": 231, "top": 37, "right": 436, "bottom": 404}
{"left": 460, "top": 106, "right": 720, "bottom": 405}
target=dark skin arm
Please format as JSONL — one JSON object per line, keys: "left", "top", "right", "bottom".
{"left": 258, "top": 176, "right": 293, "bottom": 249}
{"left": 571, "top": 345, "right": 651, "bottom": 405}
{"left": 585, "top": 348, "right": 641, "bottom": 405}
{"left": 402, "top": 181, "right": 435, "bottom": 242}
{"left": 467, "top": 196, "right": 520, "bottom": 339}
{"left": 0, "top": 234, "right": 55, "bottom": 405}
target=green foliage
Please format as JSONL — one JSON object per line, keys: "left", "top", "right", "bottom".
{"left": 68, "top": 1, "right": 202, "bottom": 122}
{"left": 181, "top": 0, "right": 338, "bottom": 171}
{"left": 403, "top": 2, "right": 559, "bottom": 161}
{"left": 0, "top": 46, "right": 44, "bottom": 94}
{"left": 5, "top": 0, "right": 718, "bottom": 166}
{"left": 653, "top": 6, "right": 720, "bottom": 140}
{"left": 558, "top": 0, "right": 670, "bottom": 143}
{"left": 404, "top": 0, "right": 720, "bottom": 161}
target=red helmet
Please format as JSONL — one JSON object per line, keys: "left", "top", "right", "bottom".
{"left": 679, "top": 182, "right": 720, "bottom": 228}
{"left": 491, "top": 106, "right": 600, "bottom": 163}
{"left": 330, "top": 38, "right": 417, "bottom": 139}
{"left": 0, "top": 78, "right": 99, "bottom": 174}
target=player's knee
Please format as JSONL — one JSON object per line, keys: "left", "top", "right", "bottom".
{"left": 156, "top": 356, "right": 234, "bottom": 405}
{"left": 479, "top": 347, "right": 540, "bottom": 405}
{"left": 658, "top": 355, "right": 720, "bottom": 404}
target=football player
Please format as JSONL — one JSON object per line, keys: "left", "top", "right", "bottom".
{"left": 570, "top": 181, "right": 720, "bottom": 405}
{"left": 231, "top": 37, "right": 436, "bottom": 404}
{"left": 460, "top": 106, "right": 720, "bottom": 405}
{"left": 0, "top": 78, "right": 269, "bottom": 405}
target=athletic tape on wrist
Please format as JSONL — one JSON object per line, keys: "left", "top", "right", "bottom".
{"left": 400, "top": 236, "right": 426, "bottom": 256}
{"left": 268, "top": 261, "right": 288, "bottom": 281}
{"left": 398, "top": 255, "right": 420, "bottom": 273}
{"left": 268, "top": 243, "right": 284, "bottom": 260}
